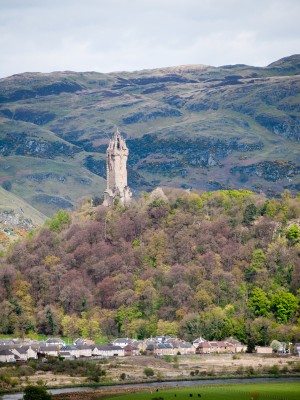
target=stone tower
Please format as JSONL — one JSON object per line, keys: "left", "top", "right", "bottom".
{"left": 103, "top": 129, "right": 132, "bottom": 206}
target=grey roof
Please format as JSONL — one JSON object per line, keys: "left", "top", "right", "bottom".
{"left": 39, "top": 345, "right": 59, "bottom": 351}
{"left": 93, "top": 345, "right": 122, "bottom": 350}
{"left": 61, "top": 345, "right": 78, "bottom": 351}
{"left": 46, "top": 338, "right": 65, "bottom": 344}
{"left": 76, "top": 345, "right": 92, "bottom": 350}
{"left": 179, "top": 342, "right": 193, "bottom": 348}
{"left": 14, "top": 347, "right": 28, "bottom": 354}
{"left": 0, "top": 349, "right": 15, "bottom": 356}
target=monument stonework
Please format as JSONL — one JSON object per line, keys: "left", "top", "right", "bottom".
{"left": 103, "top": 129, "right": 132, "bottom": 206}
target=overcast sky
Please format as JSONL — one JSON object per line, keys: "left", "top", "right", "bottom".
{"left": 1, "top": 0, "right": 299, "bottom": 78}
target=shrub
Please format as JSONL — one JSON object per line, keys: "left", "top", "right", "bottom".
{"left": 23, "top": 385, "right": 52, "bottom": 400}
{"left": 2, "top": 181, "right": 12, "bottom": 191}
{"left": 246, "top": 366, "right": 255, "bottom": 375}
{"left": 268, "top": 365, "right": 279, "bottom": 375}
{"left": 281, "top": 366, "right": 289, "bottom": 374}
{"left": 144, "top": 367, "right": 155, "bottom": 377}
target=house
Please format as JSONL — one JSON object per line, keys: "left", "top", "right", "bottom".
{"left": 73, "top": 338, "right": 95, "bottom": 346}
{"left": 60, "top": 345, "right": 80, "bottom": 358}
{"left": 111, "top": 338, "right": 132, "bottom": 348}
{"left": 0, "top": 339, "right": 19, "bottom": 347}
{"left": 76, "top": 345, "right": 92, "bottom": 358}
{"left": 196, "top": 341, "right": 212, "bottom": 354}
{"left": 0, "top": 349, "right": 16, "bottom": 363}
{"left": 45, "top": 338, "right": 65, "bottom": 348}
{"left": 155, "top": 343, "right": 175, "bottom": 356}
{"left": 92, "top": 345, "right": 124, "bottom": 357}
{"left": 192, "top": 337, "right": 207, "bottom": 348}
{"left": 176, "top": 342, "right": 195, "bottom": 355}
{"left": 256, "top": 346, "right": 273, "bottom": 354}
{"left": 294, "top": 343, "right": 300, "bottom": 356}
{"left": 11, "top": 346, "right": 38, "bottom": 361}
{"left": 39, "top": 345, "right": 59, "bottom": 357}
{"left": 124, "top": 344, "right": 140, "bottom": 356}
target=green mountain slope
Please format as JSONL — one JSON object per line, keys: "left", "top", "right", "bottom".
{"left": 0, "top": 55, "right": 300, "bottom": 214}
{"left": 0, "top": 187, "right": 47, "bottom": 248}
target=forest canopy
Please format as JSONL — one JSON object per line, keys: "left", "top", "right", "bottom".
{"left": 0, "top": 188, "right": 299, "bottom": 345}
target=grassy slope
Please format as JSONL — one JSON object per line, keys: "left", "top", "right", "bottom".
{"left": 0, "top": 186, "right": 46, "bottom": 226}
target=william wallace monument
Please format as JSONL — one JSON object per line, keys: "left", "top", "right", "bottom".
{"left": 103, "top": 129, "right": 132, "bottom": 206}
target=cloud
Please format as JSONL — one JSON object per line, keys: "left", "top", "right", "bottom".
{"left": 0, "top": 0, "right": 300, "bottom": 78}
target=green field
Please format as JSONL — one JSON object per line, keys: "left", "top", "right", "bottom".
{"left": 104, "top": 382, "right": 300, "bottom": 400}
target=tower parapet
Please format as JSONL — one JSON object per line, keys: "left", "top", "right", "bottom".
{"left": 103, "top": 129, "right": 132, "bottom": 206}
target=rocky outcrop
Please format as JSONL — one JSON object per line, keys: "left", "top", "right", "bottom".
{"left": 25, "top": 172, "right": 67, "bottom": 183}
{"left": 231, "top": 160, "right": 300, "bottom": 181}
{"left": 0, "top": 133, "right": 79, "bottom": 158}
{"left": 128, "top": 134, "right": 263, "bottom": 167}
{"left": 83, "top": 156, "right": 106, "bottom": 178}
{"left": 255, "top": 114, "right": 300, "bottom": 141}
{"left": 113, "top": 74, "right": 198, "bottom": 89}
{"left": 122, "top": 107, "right": 182, "bottom": 124}
{"left": 0, "top": 80, "right": 84, "bottom": 103}
{"left": 32, "top": 194, "right": 73, "bottom": 209}
{"left": 0, "top": 108, "right": 56, "bottom": 125}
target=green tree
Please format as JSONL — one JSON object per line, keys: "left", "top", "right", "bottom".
{"left": 23, "top": 385, "right": 52, "bottom": 400}
{"left": 115, "top": 305, "right": 142, "bottom": 334}
{"left": 248, "top": 288, "right": 271, "bottom": 317}
{"left": 156, "top": 319, "right": 179, "bottom": 337}
{"left": 45, "top": 308, "right": 57, "bottom": 335}
{"left": 271, "top": 290, "right": 298, "bottom": 323}
{"left": 243, "top": 203, "right": 257, "bottom": 224}
{"left": 286, "top": 224, "right": 300, "bottom": 244}
{"left": 245, "top": 249, "right": 266, "bottom": 283}
{"left": 46, "top": 210, "right": 71, "bottom": 233}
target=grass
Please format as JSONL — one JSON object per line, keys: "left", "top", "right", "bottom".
{"left": 0, "top": 154, "right": 105, "bottom": 216}
{"left": 0, "top": 186, "right": 47, "bottom": 225}
{"left": 102, "top": 382, "right": 300, "bottom": 400}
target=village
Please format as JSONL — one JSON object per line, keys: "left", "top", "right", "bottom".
{"left": 1, "top": 335, "right": 298, "bottom": 364}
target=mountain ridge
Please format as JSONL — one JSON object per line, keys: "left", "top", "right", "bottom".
{"left": 0, "top": 55, "right": 299, "bottom": 215}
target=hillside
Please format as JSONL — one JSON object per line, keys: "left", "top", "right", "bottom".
{"left": 0, "top": 55, "right": 300, "bottom": 215}
{"left": 0, "top": 187, "right": 47, "bottom": 249}
{"left": 0, "top": 189, "right": 299, "bottom": 344}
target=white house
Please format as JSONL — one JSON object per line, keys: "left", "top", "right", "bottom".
{"left": 0, "top": 349, "right": 16, "bottom": 363}
{"left": 60, "top": 345, "right": 81, "bottom": 358}
{"left": 11, "top": 346, "right": 38, "bottom": 361}
{"left": 39, "top": 345, "right": 59, "bottom": 357}
{"left": 76, "top": 345, "right": 92, "bottom": 358}
{"left": 92, "top": 345, "right": 124, "bottom": 357}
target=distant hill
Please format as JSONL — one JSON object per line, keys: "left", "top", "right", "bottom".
{"left": 0, "top": 55, "right": 300, "bottom": 215}
{"left": 0, "top": 187, "right": 46, "bottom": 248}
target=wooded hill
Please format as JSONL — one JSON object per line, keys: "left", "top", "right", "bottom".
{"left": 0, "top": 189, "right": 299, "bottom": 346}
